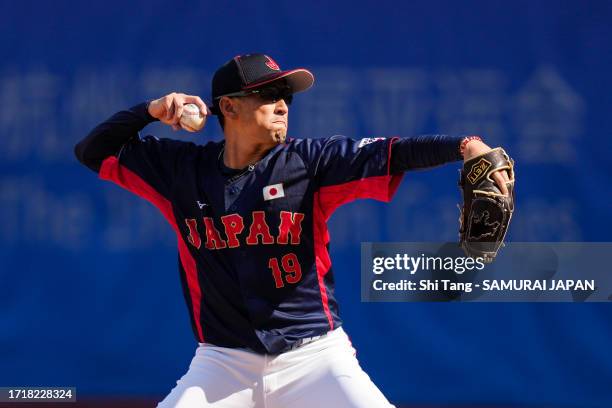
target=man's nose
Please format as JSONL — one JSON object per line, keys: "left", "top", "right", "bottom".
{"left": 274, "top": 99, "right": 288, "bottom": 115}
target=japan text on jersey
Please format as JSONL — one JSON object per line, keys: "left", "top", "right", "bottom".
{"left": 99, "top": 135, "right": 403, "bottom": 353}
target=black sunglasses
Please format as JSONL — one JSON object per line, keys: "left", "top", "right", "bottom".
{"left": 215, "top": 85, "right": 293, "bottom": 105}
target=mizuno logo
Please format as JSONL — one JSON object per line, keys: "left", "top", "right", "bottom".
{"left": 197, "top": 201, "right": 209, "bottom": 209}
{"left": 358, "top": 137, "right": 385, "bottom": 148}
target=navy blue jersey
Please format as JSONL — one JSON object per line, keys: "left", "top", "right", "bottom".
{"left": 75, "top": 102, "right": 464, "bottom": 353}
{"left": 98, "top": 133, "right": 402, "bottom": 353}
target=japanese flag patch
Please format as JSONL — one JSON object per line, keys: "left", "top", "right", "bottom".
{"left": 263, "top": 183, "right": 285, "bottom": 201}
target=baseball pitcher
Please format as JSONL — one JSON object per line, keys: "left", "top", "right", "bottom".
{"left": 74, "top": 53, "right": 513, "bottom": 407}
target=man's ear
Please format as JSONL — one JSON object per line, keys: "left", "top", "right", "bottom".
{"left": 220, "top": 97, "right": 239, "bottom": 119}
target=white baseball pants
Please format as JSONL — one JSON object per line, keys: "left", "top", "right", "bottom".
{"left": 156, "top": 327, "right": 395, "bottom": 408}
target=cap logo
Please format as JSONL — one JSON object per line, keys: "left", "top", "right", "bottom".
{"left": 264, "top": 56, "right": 280, "bottom": 71}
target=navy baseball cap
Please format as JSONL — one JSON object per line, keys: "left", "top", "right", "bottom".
{"left": 211, "top": 54, "right": 314, "bottom": 114}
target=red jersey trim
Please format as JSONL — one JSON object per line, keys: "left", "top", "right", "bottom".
{"left": 99, "top": 156, "right": 205, "bottom": 342}
{"left": 312, "top": 193, "right": 335, "bottom": 330}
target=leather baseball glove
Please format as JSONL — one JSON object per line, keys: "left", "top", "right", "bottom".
{"left": 459, "top": 147, "right": 515, "bottom": 263}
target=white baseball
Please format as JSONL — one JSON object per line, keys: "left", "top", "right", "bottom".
{"left": 180, "top": 103, "right": 206, "bottom": 132}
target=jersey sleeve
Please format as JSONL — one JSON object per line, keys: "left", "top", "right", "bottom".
{"left": 296, "top": 135, "right": 404, "bottom": 220}
{"left": 99, "top": 134, "right": 193, "bottom": 207}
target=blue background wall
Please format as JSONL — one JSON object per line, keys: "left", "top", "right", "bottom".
{"left": 1, "top": 1, "right": 611, "bottom": 407}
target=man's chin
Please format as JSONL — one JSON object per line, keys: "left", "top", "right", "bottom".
{"left": 272, "top": 131, "right": 287, "bottom": 144}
